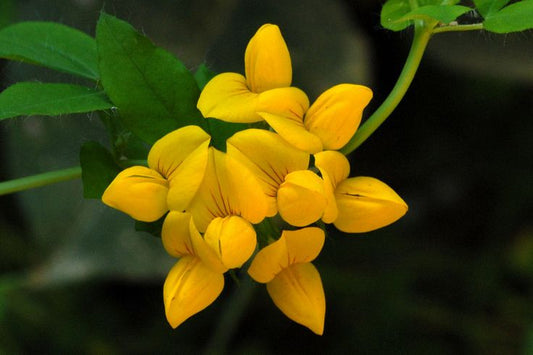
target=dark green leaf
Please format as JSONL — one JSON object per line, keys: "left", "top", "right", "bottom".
{"left": 194, "top": 63, "right": 217, "bottom": 90}
{"left": 0, "top": 82, "right": 113, "bottom": 120}
{"left": 80, "top": 141, "right": 121, "bottom": 199}
{"left": 473, "top": 0, "right": 510, "bottom": 17}
{"left": 96, "top": 12, "right": 204, "bottom": 144}
{"left": 0, "top": 22, "right": 98, "bottom": 80}
{"left": 483, "top": 0, "right": 533, "bottom": 33}
{"left": 206, "top": 118, "right": 248, "bottom": 151}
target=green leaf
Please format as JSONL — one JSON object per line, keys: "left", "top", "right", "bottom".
{"left": 194, "top": 63, "right": 217, "bottom": 90}
{"left": 0, "top": 22, "right": 98, "bottom": 80}
{"left": 473, "top": 0, "right": 510, "bottom": 17}
{"left": 483, "top": 0, "right": 533, "bottom": 33}
{"left": 381, "top": 0, "right": 413, "bottom": 31}
{"left": 381, "top": 0, "right": 471, "bottom": 31}
{"left": 397, "top": 5, "right": 471, "bottom": 24}
{"left": 206, "top": 118, "right": 248, "bottom": 151}
{"left": 0, "top": 82, "right": 113, "bottom": 120}
{"left": 80, "top": 141, "right": 121, "bottom": 199}
{"left": 96, "top": 12, "right": 204, "bottom": 144}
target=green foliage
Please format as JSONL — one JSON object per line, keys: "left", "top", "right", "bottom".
{"left": 0, "top": 83, "right": 112, "bottom": 120}
{"left": 382, "top": 0, "right": 533, "bottom": 33}
{"left": 194, "top": 63, "right": 217, "bottom": 90}
{"left": 0, "top": 22, "right": 99, "bottom": 80}
{"left": 473, "top": 0, "right": 510, "bottom": 17}
{"left": 79, "top": 141, "right": 120, "bottom": 199}
{"left": 96, "top": 12, "right": 204, "bottom": 144}
{"left": 381, "top": 0, "right": 470, "bottom": 31}
{"left": 480, "top": 0, "right": 533, "bottom": 33}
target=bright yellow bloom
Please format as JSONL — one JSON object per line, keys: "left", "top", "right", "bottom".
{"left": 197, "top": 24, "right": 309, "bottom": 123}
{"left": 162, "top": 212, "right": 226, "bottom": 328}
{"left": 248, "top": 227, "right": 326, "bottom": 335}
{"left": 227, "top": 129, "right": 327, "bottom": 226}
{"left": 162, "top": 195, "right": 261, "bottom": 328}
{"left": 260, "top": 84, "right": 373, "bottom": 154}
{"left": 102, "top": 126, "right": 210, "bottom": 221}
{"left": 314, "top": 150, "right": 408, "bottom": 233}
{"left": 188, "top": 146, "right": 268, "bottom": 232}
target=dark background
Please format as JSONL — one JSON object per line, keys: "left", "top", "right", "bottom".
{"left": 1, "top": 0, "right": 532, "bottom": 353}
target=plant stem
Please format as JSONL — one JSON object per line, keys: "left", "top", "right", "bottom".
{"left": 0, "top": 166, "right": 81, "bottom": 196}
{"left": 432, "top": 23, "right": 483, "bottom": 34}
{"left": 340, "top": 26, "right": 432, "bottom": 155}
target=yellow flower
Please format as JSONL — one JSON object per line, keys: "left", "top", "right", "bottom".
{"left": 102, "top": 125, "right": 210, "bottom": 221}
{"left": 248, "top": 227, "right": 326, "bottom": 335}
{"left": 260, "top": 84, "right": 373, "bottom": 154}
{"left": 161, "top": 212, "right": 227, "bottom": 328}
{"left": 187, "top": 146, "right": 268, "bottom": 232}
{"left": 227, "top": 129, "right": 327, "bottom": 227}
{"left": 314, "top": 150, "right": 408, "bottom": 233}
{"left": 197, "top": 24, "right": 309, "bottom": 123}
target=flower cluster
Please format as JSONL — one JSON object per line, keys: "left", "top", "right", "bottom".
{"left": 102, "top": 24, "right": 408, "bottom": 335}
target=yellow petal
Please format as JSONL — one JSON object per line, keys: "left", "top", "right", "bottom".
{"left": 277, "top": 170, "right": 326, "bottom": 227}
{"left": 204, "top": 216, "right": 256, "bottom": 269}
{"left": 248, "top": 227, "right": 325, "bottom": 284}
{"left": 304, "top": 84, "right": 373, "bottom": 150}
{"left": 227, "top": 129, "right": 309, "bottom": 216}
{"left": 267, "top": 263, "right": 326, "bottom": 335}
{"left": 314, "top": 150, "right": 351, "bottom": 223}
{"left": 260, "top": 112, "right": 323, "bottom": 154}
{"left": 256, "top": 86, "right": 309, "bottom": 119}
{"left": 102, "top": 166, "right": 168, "bottom": 222}
{"left": 166, "top": 140, "right": 210, "bottom": 211}
{"left": 197, "top": 72, "right": 262, "bottom": 123}
{"left": 283, "top": 227, "right": 325, "bottom": 264}
{"left": 248, "top": 237, "right": 288, "bottom": 283}
{"left": 162, "top": 211, "right": 194, "bottom": 258}
{"left": 163, "top": 256, "right": 224, "bottom": 329}
{"left": 334, "top": 176, "right": 408, "bottom": 233}
{"left": 147, "top": 125, "right": 211, "bottom": 180}
{"left": 188, "top": 148, "right": 268, "bottom": 232}
{"left": 245, "top": 24, "right": 292, "bottom": 93}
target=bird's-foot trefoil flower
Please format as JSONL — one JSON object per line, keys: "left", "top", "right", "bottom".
{"left": 248, "top": 227, "right": 326, "bottom": 335}
{"left": 102, "top": 125, "right": 210, "bottom": 221}
{"left": 197, "top": 24, "right": 309, "bottom": 123}
{"left": 314, "top": 150, "right": 408, "bottom": 233}
{"left": 161, "top": 211, "right": 227, "bottom": 328}
{"left": 227, "top": 129, "right": 328, "bottom": 226}
{"left": 260, "top": 84, "right": 373, "bottom": 154}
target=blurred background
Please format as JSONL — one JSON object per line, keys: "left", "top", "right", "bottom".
{"left": 0, "top": 0, "right": 532, "bottom": 353}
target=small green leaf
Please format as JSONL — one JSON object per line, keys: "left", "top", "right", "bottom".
{"left": 381, "top": 0, "right": 413, "bottom": 31}
{"left": 0, "top": 22, "right": 98, "bottom": 80}
{"left": 80, "top": 141, "right": 121, "bottom": 199}
{"left": 96, "top": 12, "right": 204, "bottom": 144}
{"left": 0, "top": 82, "right": 113, "bottom": 120}
{"left": 397, "top": 5, "right": 472, "bottom": 24}
{"left": 483, "top": 0, "right": 533, "bottom": 33}
{"left": 194, "top": 63, "right": 217, "bottom": 90}
{"left": 473, "top": 0, "right": 510, "bottom": 17}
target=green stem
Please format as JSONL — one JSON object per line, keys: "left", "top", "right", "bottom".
{"left": 340, "top": 26, "right": 432, "bottom": 155}
{"left": 0, "top": 166, "right": 81, "bottom": 196}
{"left": 432, "top": 23, "right": 483, "bottom": 34}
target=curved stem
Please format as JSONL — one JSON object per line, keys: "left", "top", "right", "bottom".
{"left": 0, "top": 166, "right": 81, "bottom": 196}
{"left": 340, "top": 26, "right": 432, "bottom": 155}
